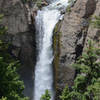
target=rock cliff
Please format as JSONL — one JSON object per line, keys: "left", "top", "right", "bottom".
{"left": 54, "top": 0, "right": 100, "bottom": 98}
{"left": 0, "top": 0, "right": 37, "bottom": 99}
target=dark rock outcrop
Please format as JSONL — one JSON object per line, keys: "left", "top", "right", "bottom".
{"left": 0, "top": 0, "right": 36, "bottom": 99}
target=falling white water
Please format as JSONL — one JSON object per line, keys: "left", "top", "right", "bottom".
{"left": 34, "top": 0, "right": 69, "bottom": 100}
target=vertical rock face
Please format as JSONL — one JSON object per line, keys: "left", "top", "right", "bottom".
{"left": 84, "top": 0, "right": 100, "bottom": 48}
{"left": 55, "top": 0, "right": 98, "bottom": 98}
{"left": 0, "top": 0, "right": 36, "bottom": 99}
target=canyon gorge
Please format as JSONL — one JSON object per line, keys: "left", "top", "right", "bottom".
{"left": 0, "top": 0, "right": 100, "bottom": 100}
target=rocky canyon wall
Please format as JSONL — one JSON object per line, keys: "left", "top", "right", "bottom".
{"left": 54, "top": 0, "right": 100, "bottom": 98}
{"left": 0, "top": 0, "right": 37, "bottom": 99}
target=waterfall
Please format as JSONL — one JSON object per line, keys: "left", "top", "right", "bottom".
{"left": 34, "top": 0, "right": 69, "bottom": 100}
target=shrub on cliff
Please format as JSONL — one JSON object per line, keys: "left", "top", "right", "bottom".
{"left": 0, "top": 15, "right": 29, "bottom": 100}
{"left": 90, "top": 16, "right": 100, "bottom": 28}
{"left": 60, "top": 41, "right": 100, "bottom": 100}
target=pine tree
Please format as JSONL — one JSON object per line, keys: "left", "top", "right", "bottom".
{"left": 40, "top": 90, "right": 51, "bottom": 100}
{"left": 0, "top": 15, "right": 29, "bottom": 100}
{"left": 60, "top": 41, "right": 100, "bottom": 100}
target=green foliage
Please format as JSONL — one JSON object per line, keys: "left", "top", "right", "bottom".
{"left": 0, "top": 15, "right": 29, "bottom": 100}
{"left": 40, "top": 90, "right": 51, "bottom": 100}
{"left": 21, "top": 0, "right": 28, "bottom": 3}
{"left": 60, "top": 40, "right": 100, "bottom": 100}
{"left": 90, "top": 16, "right": 100, "bottom": 28}
{"left": 35, "top": 0, "right": 43, "bottom": 8}
{"left": 66, "top": 6, "right": 71, "bottom": 13}
{"left": 66, "top": 0, "right": 76, "bottom": 12}
{"left": 0, "top": 97, "right": 7, "bottom": 100}
{"left": 0, "top": 14, "right": 4, "bottom": 22}
{"left": 0, "top": 15, "right": 8, "bottom": 35}
{"left": 68, "top": 0, "right": 75, "bottom": 5}
{"left": 60, "top": 85, "right": 71, "bottom": 100}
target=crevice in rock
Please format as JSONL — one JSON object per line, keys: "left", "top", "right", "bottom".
{"left": 75, "top": 44, "right": 83, "bottom": 59}
{"left": 75, "top": 25, "right": 88, "bottom": 61}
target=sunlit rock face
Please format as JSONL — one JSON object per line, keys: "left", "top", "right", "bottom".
{"left": 84, "top": 0, "right": 100, "bottom": 49}
{"left": 55, "top": 0, "right": 97, "bottom": 99}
